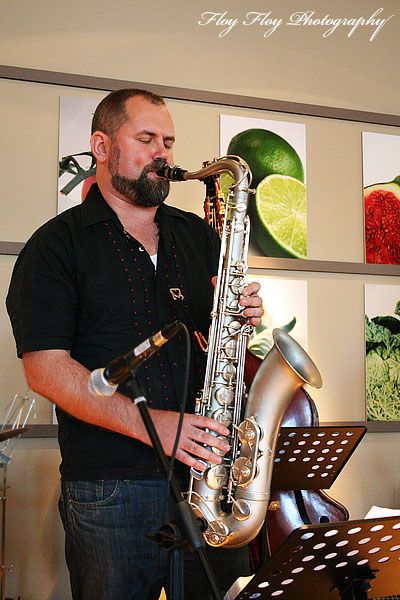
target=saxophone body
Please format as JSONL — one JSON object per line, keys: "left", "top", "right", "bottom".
{"left": 158, "top": 157, "right": 323, "bottom": 548}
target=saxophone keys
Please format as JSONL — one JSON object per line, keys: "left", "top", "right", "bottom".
{"left": 215, "top": 386, "right": 234, "bottom": 406}
{"left": 229, "top": 278, "right": 245, "bottom": 295}
{"left": 190, "top": 460, "right": 209, "bottom": 480}
{"left": 222, "top": 363, "right": 236, "bottom": 382}
{"left": 194, "top": 397, "right": 203, "bottom": 415}
{"left": 226, "top": 298, "right": 240, "bottom": 312}
{"left": 232, "top": 456, "right": 253, "bottom": 484}
{"left": 211, "top": 435, "right": 230, "bottom": 457}
{"left": 232, "top": 498, "right": 252, "bottom": 521}
{"left": 205, "top": 521, "right": 230, "bottom": 547}
{"left": 234, "top": 202, "right": 247, "bottom": 214}
{"left": 222, "top": 339, "right": 237, "bottom": 358}
{"left": 225, "top": 320, "right": 241, "bottom": 335}
{"left": 212, "top": 408, "right": 232, "bottom": 427}
{"left": 206, "top": 464, "right": 228, "bottom": 490}
{"left": 237, "top": 417, "right": 260, "bottom": 446}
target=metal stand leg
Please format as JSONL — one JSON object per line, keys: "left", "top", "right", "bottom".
{"left": 0, "top": 465, "right": 9, "bottom": 600}
{"left": 126, "top": 376, "right": 223, "bottom": 600}
{"left": 168, "top": 547, "right": 184, "bottom": 600}
{"left": 338, "top": 571, "right": 376, "bottom": 600}
{"left": 0, "top": 393, "right": 35, "bottom": 600}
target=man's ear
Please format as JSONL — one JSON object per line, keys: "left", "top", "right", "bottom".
{"left": 90, "top": 131, "right": 110, "bottom": 164}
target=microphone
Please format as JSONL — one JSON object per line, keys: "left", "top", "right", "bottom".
{"left": 88, "top": 321, "right": 182, "bottom": 397}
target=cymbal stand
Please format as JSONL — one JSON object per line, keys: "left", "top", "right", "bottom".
{"left": 0, "top": 393, "right": 35, "bottom": 600}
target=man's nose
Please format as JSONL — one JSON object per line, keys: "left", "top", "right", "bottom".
{"left": 152, "top": 140, "right": 171, "bottom": 162}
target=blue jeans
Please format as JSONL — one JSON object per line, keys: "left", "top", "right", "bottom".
{"left": 58, "top": 479, "right": 250, "bottom": 600}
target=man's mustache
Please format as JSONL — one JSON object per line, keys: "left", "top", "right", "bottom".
{"left": 144, "top": 159, "right": 168, "bottom": 175}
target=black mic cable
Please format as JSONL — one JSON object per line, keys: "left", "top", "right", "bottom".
{"left": 142, "top": 321, "right": 192, "bottom": 600}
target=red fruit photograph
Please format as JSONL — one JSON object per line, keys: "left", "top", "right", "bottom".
{"left": 363, "top": 132, "right": 400, "bottom": 265}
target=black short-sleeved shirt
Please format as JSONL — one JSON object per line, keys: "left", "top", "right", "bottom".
{"left": 6, "top": 184, "right": 220, "bottom": 480}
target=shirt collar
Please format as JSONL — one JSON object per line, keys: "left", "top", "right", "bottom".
{"left": 81, "top": 183, "right": 191, "bottom": 229}
{"left": 80, "top": 184, "right": 121, "bottom": 229}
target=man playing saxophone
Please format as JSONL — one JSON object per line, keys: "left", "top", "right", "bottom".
{"left": 6, "top": 88, "right": 263, "bottom": 599}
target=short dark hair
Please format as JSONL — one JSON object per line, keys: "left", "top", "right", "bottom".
{"left": 91, "top": 88, "right": 165, "bottom": 138}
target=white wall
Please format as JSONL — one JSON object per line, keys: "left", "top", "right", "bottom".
{"left": 0, "top": 1, "right": 399, "bottom": 598}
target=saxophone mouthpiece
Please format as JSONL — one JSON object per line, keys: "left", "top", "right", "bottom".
{"left": 156, "top": 165, "right": 188, "bottom": 181}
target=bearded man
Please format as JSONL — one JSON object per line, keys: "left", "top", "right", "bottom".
{"left": 7, "top": 89, "right": 263, "bottom": 599}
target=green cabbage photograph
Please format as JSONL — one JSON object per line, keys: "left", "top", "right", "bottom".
{"left": 365, "top": 302, "right": 400, "bottom": 420}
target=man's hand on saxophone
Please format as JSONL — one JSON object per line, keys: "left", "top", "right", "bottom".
{"left": 211, "top": 276, "right": 264, "bottom": 327}
{"left": 145, "top": 281, "right": 263, "bottom": 472}
{"left": 145, "top": 408, "right": 231, "bottom": 472}
{"left": 239, "top": 280, "right": 263, "bottom": 327}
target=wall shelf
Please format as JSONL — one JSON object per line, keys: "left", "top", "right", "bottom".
{"left": 3, "top": 241, "right": 400, "bottom": 279}
{"left": 1, "top": 64, "right": 400, "bottom": 127}
{"left": 17, "top": 420, "right": 400, "bottom": 439}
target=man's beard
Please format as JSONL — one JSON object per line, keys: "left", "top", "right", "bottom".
{"left": 109, "top": 146, "right": 169, "bottom": 207}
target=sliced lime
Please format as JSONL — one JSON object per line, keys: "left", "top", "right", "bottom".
{"left": 220, "top": 172, "right": 235, "bottom": 201}
{"left": 254, "top": 174, "right": 307, "bottom": 259}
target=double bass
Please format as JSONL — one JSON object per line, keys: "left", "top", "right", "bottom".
{"left": 245, "top": 352, "right": 348, "bottom": 567}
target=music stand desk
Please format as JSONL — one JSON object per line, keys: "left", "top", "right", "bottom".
{"left": 271, "top": 426, "right": 366, "bottom": 492}
{"left": 236, "top": 516, "right": 400, "bottom": 599}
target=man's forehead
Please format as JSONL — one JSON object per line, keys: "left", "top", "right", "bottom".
{"left": 124, "top": 96, "right": 174, "bottom": 131}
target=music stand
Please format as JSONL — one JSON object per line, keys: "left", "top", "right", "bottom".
{"left": 271, "top": 426, "right": 367, "bottom": 492}
{"left": 233, "top": 516, "right": 400, "bottom": 599}
{"left": 251, "top": 426, "right": 366, "bottom": 569}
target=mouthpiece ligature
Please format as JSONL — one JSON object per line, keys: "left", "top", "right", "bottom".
{"left": 156, "top": 165, "right": 187, "bottom": 181}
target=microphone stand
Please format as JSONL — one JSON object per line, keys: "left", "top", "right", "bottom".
{"left": 125, "top": 373, "right": 222, "bottom": 600}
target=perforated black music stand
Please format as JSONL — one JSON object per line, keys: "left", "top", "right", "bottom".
{"left": 231, "top": 424, "right": 400, "bottom": 600}
{"left": 271, "top": 426, "right": 366, "bottom": 492}
{"left": 234, "top": 516, "right": 400, "bottom": 599}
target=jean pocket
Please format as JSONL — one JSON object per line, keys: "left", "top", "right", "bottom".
{"left": 65, "top": 480, "right": 121, "bottom": 508}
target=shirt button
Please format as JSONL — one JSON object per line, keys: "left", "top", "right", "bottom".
{"left": 172, "top": 362, "right": 178, "bottom": 368}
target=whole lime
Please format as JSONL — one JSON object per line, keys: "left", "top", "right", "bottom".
{"left": 227, "top": 128, "right": 304, "bottom": 188}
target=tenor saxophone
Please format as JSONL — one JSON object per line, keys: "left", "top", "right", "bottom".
{"left": 158, "top": 157, "right": 322, "bottom": 548}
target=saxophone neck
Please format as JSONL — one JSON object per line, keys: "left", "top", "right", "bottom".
{"left": 157, "top": 155, "right": 253, "bottom": 192}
